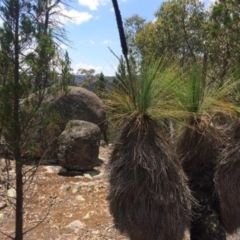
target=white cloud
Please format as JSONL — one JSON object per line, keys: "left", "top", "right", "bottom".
{"left": 152, "top": 18, "right": 157, "bottom": 23}
{"left": 73, "top": 62, "right": 102, "bottom": 73}
{"left": 56, "top": 3, "right": 93, "bottom": 25}
{"left": 78, "top": 0, "right": 110, "bottom": 11}
{"left": 89, "top": 40, "right": 95, "bottom": 44}
{"left": 72, "top": 62, "right": 116, "bottom": 76}
{"left": 102, "top": 40, "right": 112, "bottom": 44}
{"left": 59, "top": 43, "right": 68, "bottom": 50}
{"left": 110, "top": 7, "right": 114, "bottom": 12}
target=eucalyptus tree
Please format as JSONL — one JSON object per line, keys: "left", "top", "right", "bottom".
{"left": 134, "top": 0, "right": 208, "bottom": 65}
{"left": 124, "top": 14, "right": 146, "bottom": 64}
{"left": 207, "top": 0, "right": 240, "bottom": 82}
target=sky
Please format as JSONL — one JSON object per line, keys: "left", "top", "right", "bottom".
{"left": 57, "top": 0, "right": 162, "bottom": 76}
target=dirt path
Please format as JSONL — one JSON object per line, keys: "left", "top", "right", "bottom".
{"left": 0, "top": 146, "right": 239, "bottom": 239}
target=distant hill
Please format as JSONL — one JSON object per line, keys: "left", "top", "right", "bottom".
{"left": 73, "top": 75, "right": 115, "bottom": 91}
{"left": 73, "top": 75, "right": 86, "bottom": 84}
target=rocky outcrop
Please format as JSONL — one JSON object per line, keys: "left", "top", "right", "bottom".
{"left": 58, "top": 120, "right": 101, "bottom": 171}
{"left": 22, "top": 86, "right": 108, "bottom": 160}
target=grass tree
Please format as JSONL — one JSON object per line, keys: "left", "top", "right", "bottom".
{"left": 108, "top": 1, "right": 192, "bottom": 239}
{"left": 107, "top": 57, "right": 193, "bottom": 240}
{"left": 175, "top": 65, "right": 240, "bottom": 240}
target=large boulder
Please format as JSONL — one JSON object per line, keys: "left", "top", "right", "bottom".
{"left": 22, "top": 86, "right": 108, "bottom": 159}
{"left": 44, "top": 86, "right": 107, "bottom": 142}
{"left": 58, "top": 120, "right": 101, "bottom": 171}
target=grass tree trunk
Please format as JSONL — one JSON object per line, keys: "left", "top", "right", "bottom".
{"left": 108, "top": 115, "right": 192, "bottom": 240}
{"left": 177, "top": 118, "right": 226, "bottom": 240}
{"left": 215, "top": 120, "right": 240, "bottom": 234}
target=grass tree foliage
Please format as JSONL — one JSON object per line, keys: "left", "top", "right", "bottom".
{"left": 0, "top": 0, "right": 71, "bottom": 239}
{"left": 109, "top": 1, "right": 192, "bottom": 239}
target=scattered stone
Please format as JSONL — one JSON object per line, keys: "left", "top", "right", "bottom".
{"left": 74, "top": 175, "right": 84, "bottom": 179}
{"left": 98, "top": 183, "right": 107, "bottom": 189}
{"left": 58, "top": 120, "right": 101, "bottom": 171}
{"left": 0, "top": 213, "right": 5, "bottom": 221}
{"left": 72, "top": 184, "right": 81, "bottom": 193}
{"left": 7, "top": 188, "right": 16, "bottom": 198}
{"left": 86, "top": 170, "right": 101, "bottom": 178}
{"left": 44, "top": 165, "right": 62, "bottom": 173}
{"left": 66, "top": 220, "right": 84, "bottom": 233}
{"left": 75, "top": 195, "right": 85, "bottom": 201}
{"left": 87, "top": 183, "right": 95, "bottom": 192}
{"left": 60, "top": 184, "right": 71, "bottom": 194}
{"left": 84, "top": 173, "right": 92, "bottom": 180}
{"left": 92, "top": 171, "right": 104, "bottom": 179}
{"left": 0, "top": 202, "right": 7, "bottom": 210}
{"left": 83, "top": 211, "right": 94, "bottom": 220}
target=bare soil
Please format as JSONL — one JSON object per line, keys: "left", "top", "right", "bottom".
{"left": 0, "top": 145, "right": 239, "bottom": 240}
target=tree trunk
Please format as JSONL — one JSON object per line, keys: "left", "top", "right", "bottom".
{"left": 13, "top": 1, "right": 23, "bottom": 239}
{"left": 15, "top": 154, "right": 23, "bottom": 240}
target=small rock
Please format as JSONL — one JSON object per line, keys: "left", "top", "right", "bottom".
{"left": 60, "top": 184, "right": 71, "bottom": 194}
{"left": 44, "top": 166, "right": 62, "bottom": 173}
{"left": 87, "top": 170, "right": 101, "bottom": 178}
{"left": 0, "top": 202, "right": 7, "bottom": 210}
{"left": 87, "top": 183, "right": 95, "bottom": 192}
{"left": 74, "top": 176, "right": 83, "bottom": 179}
{"left": 83, "top": 173, "right": 92, "bottom": 180}
{"left": 66, "top": 220, "right": 84, "bottom": 233}
{"left": 92, "top": 171, "right": 104, "bottom": 179}
{"left": 72, "top": 184, "right": 81, "bottom": 193}
{"left": 98, "top": 183, "right": 107, "bottom": 189}
{"left": 7, "top": 188, "right": 16, "bottom": 198}
{"left": 83, "top": 211, "right": 94, "bottom": 220}
{"left": 0, "top": 213, "right": 5, "bottom": 221}
{"left": 75, "top": 195, "right": 85, "bottom": 201}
